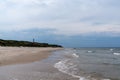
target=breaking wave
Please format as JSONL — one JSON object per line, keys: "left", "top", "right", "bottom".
{"left": 54, "top": 51, "right": 111, "bottom": 80}
{"left": 113, "top": 53, "right": 120, "bottom": 56}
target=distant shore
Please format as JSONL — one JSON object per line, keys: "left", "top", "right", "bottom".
{"left": 0, "top": 39, "right": 62, "bottom": 47}
{"left": 0, "top": 47, "right": 62, "bottom": 66}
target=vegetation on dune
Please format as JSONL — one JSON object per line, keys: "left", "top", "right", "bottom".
{"left": 0, "top": 39, "right": 62, "bottom": 47}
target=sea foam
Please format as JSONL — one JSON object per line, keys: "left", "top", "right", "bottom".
{"left": 72, "top": 53, "right": 79, "bottom": 58}
{"left": 54, "top": 52, "right": 111, "bottom": 80}
{"left": 110, "top": 49, "right": 113, "bottom": 51}
{"left": 113, "top": 53, "right": 120, "bottom": 56}
{"left": 87, "top": 51, "right": 93, "bottom": 53}
{"left": 54, "top": 59, "right": 82, "bottom": 80}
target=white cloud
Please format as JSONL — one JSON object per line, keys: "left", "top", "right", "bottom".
{"left": 0, "top": 0, "right": 120, "bottom": 36}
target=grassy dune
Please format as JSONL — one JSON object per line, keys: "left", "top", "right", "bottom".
{"left": 0, "top": 39, "right": 62, "bottom": 47}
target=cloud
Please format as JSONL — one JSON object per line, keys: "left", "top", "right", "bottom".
{"left": 0, "top": 0, "right": 120, "bottom": 36}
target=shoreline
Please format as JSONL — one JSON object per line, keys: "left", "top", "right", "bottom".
{"left": 0, "top": 47, "right": 63, "bottom": 66}
{"left": 0, "top": 47, "right": 78, "bottom": 80}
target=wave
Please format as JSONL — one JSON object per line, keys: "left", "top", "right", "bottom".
{"left": 72, "top": 53, "right": 79, "bottom": 58}
{"left": 54, "top": 52, "right": 111, "bottom": 80}
{"left": 54, "top": 59, "right": 111, "bottom": 80}
{"left": 54, "top": 59, "right": 81, "bottom": 80}
{"left": 63, "top": 50, "right": 79, "bottom": 58}
{"left": 113, "top": 53, "right": 120, "bottom": 56}
{"left": 11, "top": 78, "right": 19, "bottom": 80}
{"left": 87, "top": 51, "right": 93, "bottom": 53}
{"left": 110, "top": 49, "right": 114, "bottom": 51}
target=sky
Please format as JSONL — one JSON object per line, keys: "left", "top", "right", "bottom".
{"left": 0, "top": 0, "right": 120, "bottom": 47}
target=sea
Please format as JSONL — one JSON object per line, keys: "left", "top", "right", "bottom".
{"left": 51, "top": 48, "right": 120, "bottom": 80}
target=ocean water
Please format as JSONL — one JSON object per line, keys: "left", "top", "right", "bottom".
{"left": 53, "top": 48, "right": 120, "bottom": 80}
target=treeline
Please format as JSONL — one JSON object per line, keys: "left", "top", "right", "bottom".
{"left": 0, "top": 39, "right": 62, "bottom": 47}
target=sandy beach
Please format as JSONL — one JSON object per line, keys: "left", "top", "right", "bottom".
{"left": 0, "top": 47, "right": 62, "bottom": 66}
{"left": 0, "top": 47, "right": 78, "bottom": 80}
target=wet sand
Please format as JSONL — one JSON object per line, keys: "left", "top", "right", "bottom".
{"left": 0, "top": 47, "right": 62, "bottom": 66}
{"left": 0, "top": 59, "right": 77, "bottom": 80}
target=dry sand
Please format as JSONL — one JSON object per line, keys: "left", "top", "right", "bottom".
{"left": 0, "top": 47, "right": 62, "bottom": 66}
